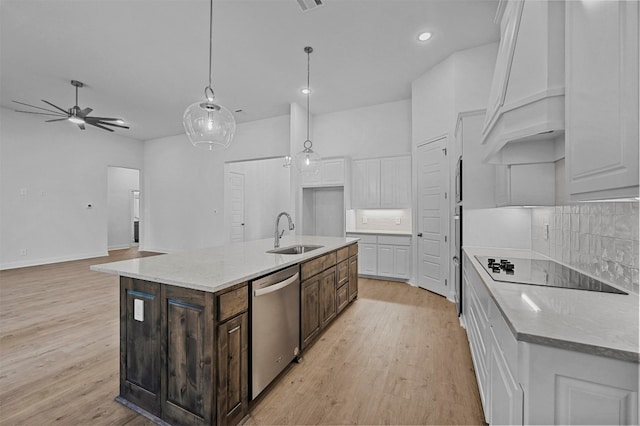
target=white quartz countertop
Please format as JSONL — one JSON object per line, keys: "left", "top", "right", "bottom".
{"left": 345, "top": 230, "right": 412, "bottom": 236}
{"left": 91, "top": 236, "right": 358, "bottom": 293}
{"left": 463, "top": 247, "right": 639, "bottom": 363}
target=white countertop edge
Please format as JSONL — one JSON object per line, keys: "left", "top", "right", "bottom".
{"left": 90, "top": 236, "right": 358, "bottom": 294}
{"left": 463, "top": 246, "right": 640, "bottom": 364}
{"left": 345, "top": 230, "right": 412, "bottom": 236}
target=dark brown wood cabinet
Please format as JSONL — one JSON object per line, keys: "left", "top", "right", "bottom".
{"left": 301, "top": 274, "right": 320, "bottom": 350}
{"left": 120, "top": 278, "right": 162, "bottom": 417}
{"left": 348, "top": 255, "right": 358, "bottom": 301}
{"left": 120, "top": 278, "right": 248, "bottom": 426}
{"left": 217, "top": 312, "right": 248, "bottom": 426}
{"left": 319, "top": 266, "right": 337, "bottom": 328}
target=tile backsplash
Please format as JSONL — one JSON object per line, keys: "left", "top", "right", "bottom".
{"left": 531, "top": 202, "right": 639, "bottom": 294}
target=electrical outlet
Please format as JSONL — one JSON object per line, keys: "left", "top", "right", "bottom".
{"left": 395, "top": 217, "right": 401, "bottom": 225}
{"left": 19, "top": 248, "right": 27, "bottom": 256}
{"left": 543, "top": 224, "right": 549, "bottom": 240}
{"left": 362, "top": 216, "right": 368, "bottom": 224}
{"left": 20, "top": 188, "right": 27, "bottom": 196}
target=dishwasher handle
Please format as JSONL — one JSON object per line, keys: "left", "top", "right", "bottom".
{"left": 254, "top": 272, "right": 299, "bottom": 297}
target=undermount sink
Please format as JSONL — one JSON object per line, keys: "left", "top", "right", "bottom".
{"left": 267, "top": 244, "right": 324, "bottom": 255}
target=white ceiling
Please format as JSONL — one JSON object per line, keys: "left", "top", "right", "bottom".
{"left": 0, "top": 0, "right": 500, "bottom": 141}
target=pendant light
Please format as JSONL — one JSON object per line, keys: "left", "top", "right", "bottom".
{"left": 183, "top": 0, "right": 236, "bottom": 151}
{"left": 294, "top": 46, "right": 320, "bottom": 175}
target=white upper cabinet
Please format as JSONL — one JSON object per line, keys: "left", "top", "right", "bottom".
{"left": 352, "top": 155, "right": 411, "bottom": 208}
{"left": 565, "top": 0, "right": 639, "bottom": 200}
{"left": 380, "top": 156, "right": 411, "bottom": 208}
{"left": 300, "top": 157, "right": 349, "bottom": 187}
{"left": 482, "top": 0, "right": 565, "bottom": 164}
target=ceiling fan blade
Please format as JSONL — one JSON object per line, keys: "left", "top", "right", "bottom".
{"left": 14, "top": 110, "right": 67, "bottom": 117}
{"left": 78, "top": 123, "right": 86, "bottom": 130}
{"left": 84, "top": 117, "right": 121, "bottom": 121}
{"left": 86, "top": 118, "right": 129, "bottom": 129}
{"left": 87, "top": 121, "right": 114, "bottom": 132}
{"left": 81, "top": 107, "right": 93, "bottom": 116}
{"left": 13, "top": 101, "right": 68, "bottom": 115}
{"left": 41, "top": 100, "right": 69, "bottom": 114}
{"left": 45, "top": 118, "right": 69, "bottom": 122}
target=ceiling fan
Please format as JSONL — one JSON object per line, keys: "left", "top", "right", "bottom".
{"left": 13, "top": 80, "right": 129, "bottom": 132}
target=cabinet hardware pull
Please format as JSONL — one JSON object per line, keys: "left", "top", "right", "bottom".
{"left": 228, "top": 326, "right": 241, "bottom": 334}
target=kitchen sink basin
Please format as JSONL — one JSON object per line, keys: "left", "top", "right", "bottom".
{"left": 267, "top": 244, "right": 324, "bottom": 255}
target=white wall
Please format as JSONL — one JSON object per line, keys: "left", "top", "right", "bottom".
{"left": 314, "top": 99, "right": 412, "bottom": 158}
{"left": 464, "top": 208, "right": 531, "bottom": 250}
{"left": 226, "top": 157, "right": 290, "bottom": 242}
{"left": 0, "top": 107, "right": 144, "bottom": 269}
{"left": 107, "top": 167, "right": 139, "bottom": 249}
{"left": 141, "top": 115, "right": 290, "bottom": 253}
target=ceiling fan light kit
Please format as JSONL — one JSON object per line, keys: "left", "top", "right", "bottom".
{"left": 294, "top": 46, "right": 320, "bottom": 175}
{"left": 183, "top": 0, "right": 236, "bottom": 151}
{"left": 12, "top": 79, "right": 129, "bottom": 132}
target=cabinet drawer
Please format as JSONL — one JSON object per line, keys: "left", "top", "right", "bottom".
{"left": 301, "top": 251, "right": 337, "bottom": 281}
{"left": 348, "top": 243, "right": 358, "bottom": 257}
{"left": 336, "top": 284, "right": 349, "bottom": 313}
{"left": 377, "top": 235, "right": 411, "bottom": 246}
{"left": 217, "top": 284, "right": 248, "bottom": 322}
{"left": 337, "top": 247, "right": 349, "bottom": 263}
{"left": 337, "top": 260, "right": 349, "bottom": 286}
{"left": 489, "top": 299, "right": 517, "bottom": 374}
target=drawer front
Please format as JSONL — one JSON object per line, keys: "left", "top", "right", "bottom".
{"left": 337, "top": 260, "right": 349, "bottom": 286}
{"left": 337, "top": 247, "right": 349, "bottom": 263}
{"left": 301, "top": 251, "right": 337, "bottom": 281}
{"left": 217, "top": 284, "right": 249, "bottom": 322}
{"left": 336, "top": 284, "right": 349, "bottom": 313}
{"left": 377, "top": 235, "right": 411, "bottom": 246}
{"left": 348, "top": 243, "right": 358, "bottom": 257}
{"left": 489, "top": 299, "right": 517, "bottom": 374}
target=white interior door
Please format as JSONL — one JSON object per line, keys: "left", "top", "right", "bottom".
{"left": 417, "top": 136, "right": 449, "bottom": 296}
{"left": 229, "top": 172, "right": 245, "bottom": 243}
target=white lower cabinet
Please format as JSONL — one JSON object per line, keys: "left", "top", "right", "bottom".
{"left": 462, "top": 253, "right": 638, "bottom": 425}
{"left": 347, "top": 233, "right": 411, "bottom": 280}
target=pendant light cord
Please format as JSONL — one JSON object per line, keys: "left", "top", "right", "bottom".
{"left": 306, "top": 46, "right": 312, "bottom": 143}
{"left": 206, "top": 0, "right": 214, "bottom": 101}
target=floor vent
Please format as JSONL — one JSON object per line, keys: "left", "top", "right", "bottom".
{"left": 296, "top": 0, "right": 324, "bottom": 12}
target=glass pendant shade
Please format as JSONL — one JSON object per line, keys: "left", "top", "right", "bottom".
{"left": 183, "top": 100, "right": 236, "bottom": 151}
{"left": 294, "top": 141, "right": 320, "bottom": 175}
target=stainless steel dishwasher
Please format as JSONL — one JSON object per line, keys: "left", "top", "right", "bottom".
{"left": 250, "top": 265, "right": 300, "bottom": 399}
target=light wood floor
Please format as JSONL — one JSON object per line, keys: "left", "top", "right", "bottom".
{"left": 0, "top": 250, "right": 485, "bottom": 425}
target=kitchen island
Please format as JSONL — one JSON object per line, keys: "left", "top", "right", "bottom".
{"left": 462, "top": 247, "right": 639, "bottom": 425}
{"left": 91, "top": 235, "right": 359, "bottom": 426}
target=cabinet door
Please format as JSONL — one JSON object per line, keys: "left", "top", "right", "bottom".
{"left": 352, "top": 159, "right": 380, "bottom": 208}
{"left": 348, "top": 256, "right": 358, "bottom": 301}
{"left": 358, "top": 243, "right": 377, "bottom": 275}
{"left": 321, "top": 158, "right": 345, "bottom": 185}
{"left": 301, "top": 276, "right": 320, "bottom": 350}
{"left": 566, "top": 0, "right": 639, "bottom": 199}
{"left": 217, "top": 313, "right": 248, "bottom": 426}
{"left": 162, "top": 286, "right": 214, "bottom": 426}
{"left": 120, "top": 278, "right": 162, "bottom": 417}
{"left": 380, "top": 158, "right": 396, "bottom": 208}
{"left": 393, "top": 246, "right": 411, "bottom": 279}
{"left": 489, "top": 330, "right": 523, "bottom": 426}
{"left": 377, "top": 245, "right": 395, "bottom": 277}
{"left": 319, "top": 267, "right": 337, "bottom": 328}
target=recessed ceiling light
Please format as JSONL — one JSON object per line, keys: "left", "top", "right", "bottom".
{"left": 418, "top": 32, "right": 432, "bottom": 42}
{"left": 301, "top": 88, "right": 311, "bottom": 95}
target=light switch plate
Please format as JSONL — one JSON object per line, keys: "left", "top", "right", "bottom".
{"left": 362, "top": 216, "right": 368, "bottom": 224}
{"left": 395, "top": 217, "right": 401, "bottom": 225}
{"left": 544, "top": 224, "right": 549, "bottom": 240}
{"left": 134, "top": 299, "right": 144, "bottom": 322}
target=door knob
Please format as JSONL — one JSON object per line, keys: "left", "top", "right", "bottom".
{"left": 417, "top": 233, "right": 423, "bottom": 237}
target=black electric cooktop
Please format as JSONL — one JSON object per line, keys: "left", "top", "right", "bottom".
{"left": 474, "top": 256, "right": 627, "bottom": 295}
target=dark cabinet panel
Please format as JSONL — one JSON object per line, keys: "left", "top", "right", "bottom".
{"left": 349, "top": 256, "right": 358, "bottom": 301}
{"left": 162, "top": 286, "right": 214, "bottom": 426}
{"left": 120, "top": 277, "right": 162, "bottom": 416}
{"left": 217, "top": 313, "right": 248, "bottom": 426}
{"left": 301, "top": 276, "right": 320, "bottom": 350}
{"left": 319, "top": 267, "right": 337, "bottom": 328}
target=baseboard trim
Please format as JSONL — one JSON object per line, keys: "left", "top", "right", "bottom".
{"left": 0, "top": 251, "right": 108, "bottom": 271}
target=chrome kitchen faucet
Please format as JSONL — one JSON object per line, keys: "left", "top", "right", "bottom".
{"left": 274, "top": 212, "right": 295, "bottom": 248}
